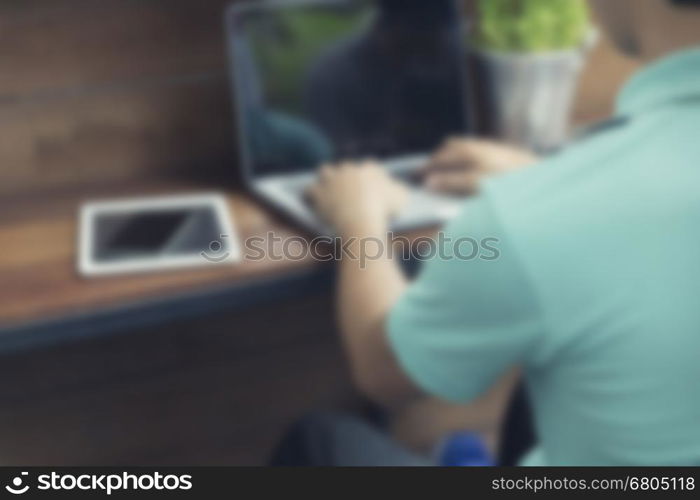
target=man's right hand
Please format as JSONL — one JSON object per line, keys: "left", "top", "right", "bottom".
{"left": 422, "top": 138, "right": 539, "bottom": 195}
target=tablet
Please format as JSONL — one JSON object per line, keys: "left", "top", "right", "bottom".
{"left": 78, "top": 193, "right": 241, "bottom": 277}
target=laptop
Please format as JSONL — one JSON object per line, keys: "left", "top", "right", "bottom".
{"left": 225, "top": 0, "right": 473, "bottom": 234}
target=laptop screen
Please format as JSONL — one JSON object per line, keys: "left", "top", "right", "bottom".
{"left": 229, "top": 0, "right": 471, "bottom": 177}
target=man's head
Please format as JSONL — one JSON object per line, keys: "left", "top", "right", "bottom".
{"left": 589, "top": 0, "right": 700, "bottom": 60}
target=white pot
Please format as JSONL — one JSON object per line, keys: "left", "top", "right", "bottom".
{"left": 473, "top": 30, "right": 598, "bottom": 153}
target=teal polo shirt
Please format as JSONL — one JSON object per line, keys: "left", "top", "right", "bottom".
{"left": 387, "top": 47, "right": 700, "bottom": 466}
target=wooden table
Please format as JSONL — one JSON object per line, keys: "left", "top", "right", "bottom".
{"left": 0, "top": 179, "right": 330, "bottom": 346}
{"left": 0, "top": 180, "right": 365, "bottom": 465}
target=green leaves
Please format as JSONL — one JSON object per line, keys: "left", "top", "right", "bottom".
{"left": 477, "top": 0, "right": 590, "bottom": 52}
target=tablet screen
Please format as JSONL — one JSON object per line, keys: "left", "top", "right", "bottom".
{"left": 90, "top": 205, "right": 228, "bottom": 263}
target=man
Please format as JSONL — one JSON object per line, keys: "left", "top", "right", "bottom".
{"left": 285, "top": 0, "right": 700, "bottom": 465}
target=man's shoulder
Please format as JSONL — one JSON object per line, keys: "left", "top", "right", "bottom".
{"left": 479, "top": 106, "right": 700, "bottom": 251}
{"left": 473, "top": 129, "right": 634, "bottom": 249}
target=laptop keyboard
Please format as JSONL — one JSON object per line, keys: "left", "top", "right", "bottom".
{"left": 274, "top": 155, "right": 432, "bottom": 212}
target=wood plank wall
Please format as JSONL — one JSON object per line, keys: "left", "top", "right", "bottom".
{"left": 0, "top": 0, "right": 241, "bottom": 197}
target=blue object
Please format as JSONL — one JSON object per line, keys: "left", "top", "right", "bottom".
{"left": 437, "top": 432, "right": 495, "bottom": 467}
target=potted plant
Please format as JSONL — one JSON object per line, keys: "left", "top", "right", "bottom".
{"left": 472, "top": 0, "right": 596, "bottom": 152}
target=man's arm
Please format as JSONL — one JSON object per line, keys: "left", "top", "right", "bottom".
{"left": 308, "top": 141, "right": 537, "bottom": 408}
{"left": 336, "top": 219, "right": 423, "bottom": 409}
{"left": 309, "top": 164, "right": 423, "bottom": 408}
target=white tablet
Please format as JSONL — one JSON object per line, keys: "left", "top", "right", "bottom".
{"left": 78, "top": 193, "right": 241, "bottom": 277}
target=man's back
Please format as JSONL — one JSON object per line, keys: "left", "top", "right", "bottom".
{"left": 387, "top": 48, "right": 700, "bottom": 465}
{"left": 484, "top": 48, "right": 700, "bottom": 464}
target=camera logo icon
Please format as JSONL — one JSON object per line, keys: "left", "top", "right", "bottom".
{"left": 5, "top": 472, "right": 29, "bottom": 495}
{"left": 201, "top": 234, "right": 231, "bottom": 263}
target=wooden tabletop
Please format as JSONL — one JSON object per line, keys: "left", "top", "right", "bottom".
{"left": 0, "top": 180, "right": 324, "bottom": 331}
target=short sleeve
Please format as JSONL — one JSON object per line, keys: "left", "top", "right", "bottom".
{"left": 387, "top": 195, "right": 545, "bottom": 403}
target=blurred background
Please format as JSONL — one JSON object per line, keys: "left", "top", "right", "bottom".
{"left": 0, "top": 0, "right": 644, "bottom": 465}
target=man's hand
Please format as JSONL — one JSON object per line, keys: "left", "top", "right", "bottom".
{"left": 308, "top": 161, "right": 409, "bottom": 236}
{"left": 423, "top": 138, "right": 539, "bottom": 195}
